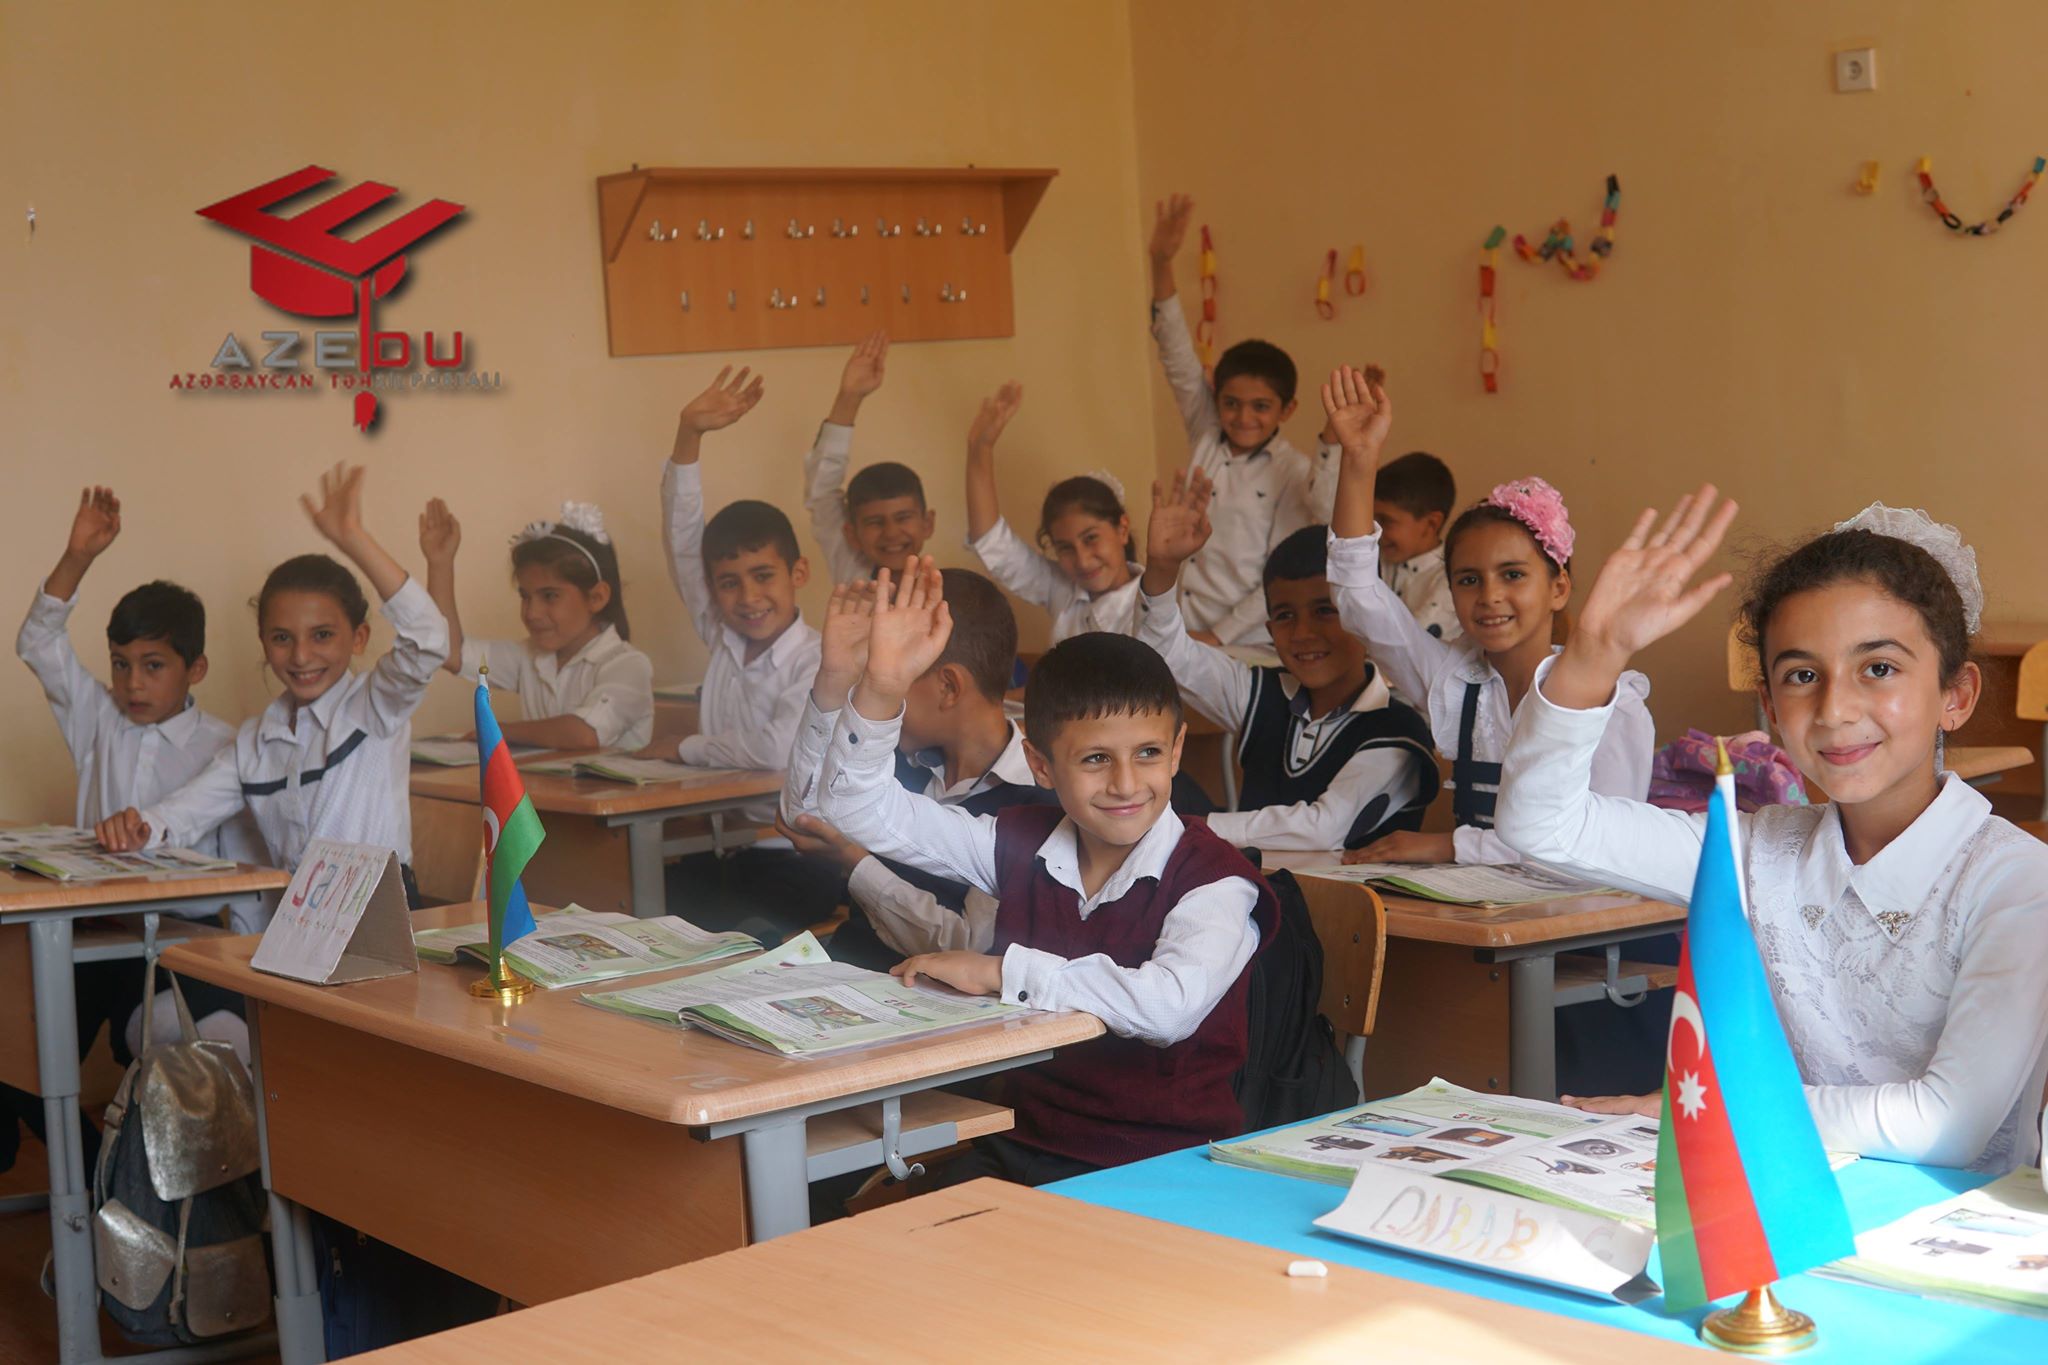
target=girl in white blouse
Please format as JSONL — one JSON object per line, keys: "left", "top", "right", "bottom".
{"left": 419, "top": 499, "right": 654, "bottom": 751}
{"left": 963, "top": 383, "right": 1144, "bottom": 643}
{"left": 1496, "top": 486, "right": 2048, "bottom": 1174}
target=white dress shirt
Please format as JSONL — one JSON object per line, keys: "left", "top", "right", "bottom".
{"left": 16, "top": 583, "right": 248, "bottom": 859}
{"left": 814, "top": 694, "right": 1261, "bottom": 1047}
{"left": 661, "top": 460, "right": 822, "bottom": 822}
{"left": 1496, "top": 656, "right": 2048, "bottom": 1174}
{"left": 801, "top": 421, "right": 875, "bottom": 585}
{"left": 1326, "top": 525, "right": 1653, "bottom": 863}
{"left": 139, "top": 577, "right": 447, "bottom": 868}
{"left": 1151, "top": 303, "right": 1335, "bottom": 647}
{"left": 1383, "top": 542, "right": 1461, "bottom": 643}
{"left": 1137, "top": 584, "right": 1426, "bottom": 850}
{"left": 460, "top": 626, "right": 654, "bottom": 750}
{"left": 968, "top": 516, "right": 1143, "bottom": 642}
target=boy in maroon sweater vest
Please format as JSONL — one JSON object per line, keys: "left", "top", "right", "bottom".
{"left": 814, "top": 558, "right": 1278, "bottom": 1184}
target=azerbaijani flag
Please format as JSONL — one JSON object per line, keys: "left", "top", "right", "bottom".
{"left": 1653, "top": 752, "right": 1853, "bottom": 1310}
{"left": 476, "top": 680, "right": 542, "bottom": 975}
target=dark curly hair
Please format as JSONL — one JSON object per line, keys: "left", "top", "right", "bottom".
{"left": 1740, "top": 528, "right": 1972, "bottom": 687}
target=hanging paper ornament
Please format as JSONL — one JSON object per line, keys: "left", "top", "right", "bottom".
{"left": 1479, "top": 225, "right": 1504, "bottom": 395}
{"left": 1316, "top": 248, "right": 1337, "bottom": 319}
{"left": 1345, "top": 244, "right": 1368, "bottom": 295}
{"left": 1854, "top": 161, "right": 1882, "bottom": 195}
{"left": 1916, "top": 155, "right": 2045, "bottom": 236}
{"left": 1196, "top": 225, "right": 1220, "bottom": 363}
{"left": 1513, "top": 174, "right": 1621, "bottom": 281}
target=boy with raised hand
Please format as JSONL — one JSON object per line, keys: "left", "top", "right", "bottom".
{"left": 802, "top": 330, "right": 936, "bottom": 582}
{"left": 777, "top": 566, "right": 1058, "bottom": 970}
{"left": 814, "top": 568, "right": 1277, "bottom": 1183}
{"left": 1147, "top": 193, "right": 1335, "bottom": 647}
{"left": 1137, "top": 470, "right": 1438, "bottom": 850}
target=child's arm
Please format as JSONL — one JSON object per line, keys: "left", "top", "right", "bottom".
{"left": 17, "top": 487, "right": 123, "bottom": 744}
{"left": 817, "top": 561, "right": 1002, "bottom": 893}
{"left": 804, "top": 332, "right": 888, "bottom": 584}
{"left": 99, "top": 743, "right": 245, "bottom": 853}
{"left": 963, "top": 383, "right": 1069, "bottom": 613}
{"left": 662, "top": 366, "right": 767, "bottom": 646}
{"left": 418, "top": 498, "right": 465, "bottom": 678}
{"left": 778, "top": 580, "right": 875, "bottom": 820}
{"left": 302, "top": 464, "right": 449, "bottom": 734}
{"left": 1146, "top": 195, "right": 1219, "bottom": 443}
{"left": 1212, "top": 749, "right": 1431, "bottom": 853}
{"left": 1136, "top": 469, "right": 1252, "bottom": 727}
{"left": 504, "top": 642, "right": 655, "bottom": 752}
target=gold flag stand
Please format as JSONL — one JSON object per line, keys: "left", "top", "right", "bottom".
{"left": 1700, "top": 1285, "right": 1817, "bottom": 1355}
{"left": 469, "top": 949, "right": 536, "bottom": 1003}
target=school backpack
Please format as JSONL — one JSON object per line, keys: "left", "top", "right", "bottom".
{"left": 1233, "top": 869, "right": 1360, "bottom": 1132}
{"left": 91, "top": 959, "right": 271, "bottom": 1347}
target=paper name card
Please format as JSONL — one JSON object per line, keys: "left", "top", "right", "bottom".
{"left": 1314, "top": 1164, "right": 1658, "bottom": 1303}
{"left": 252, "top": 839, "right": 417, "bottom": 985}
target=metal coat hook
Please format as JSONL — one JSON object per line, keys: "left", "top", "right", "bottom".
{"left": 831, "top": 216, "right": 858, "bottom": 238}
{"left": 961, "top": 218, "right": 988, "bottom": 237}
{"left": 860, "top": 284, "right": 871, "bottom": 305}
{"left": 743, "top": 218, "right": 756, "bottom": 240}
{"left": 768, "top": 287, "right": 785, "bottom": 309}
{"left": 648, "top": 218, "right": 664, "bottom": 241}
{"left": 727, "top": 289, "right": 738, "bottom": 310}
{"left": 680, "top": 290, "right": 691, "bottom": 311}
{"left": 877, "top": 218, "right": 901, "bottom": 238}
{"left": 901, "top": 283, "right": 911, "bottom": 302}
{"left": 786, "top": 218, "right": 813, "bottom": 239}
{"left": 697, "top": 219, "right": 724, "bottom": 242}
{"left": 916, "top": 216, "right": 943, "bottom": 237}
{"left": 940, "top": 283, "right": 967, "bottom": 303}
{"left": 815, "top": 286, "right": 827, "bottom": 306}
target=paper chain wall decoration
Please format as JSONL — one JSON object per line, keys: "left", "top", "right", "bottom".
{"left": 1196, "top": 224, "right": 1219, "bottom": 364}
{"left": 1916, "top": 155, "right": 2046, "bottom": 236}
{"left": 1481, "top": 174, "right": 1621, "bottom": 393}
{"left": 1479, "top": 226, "right": 1503, "bottom": 393}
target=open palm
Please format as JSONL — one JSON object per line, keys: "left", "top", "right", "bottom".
{"left": 968, "top": 381, "right": 1023, "bottom": 452}
{"left": 864, "top": 557, "right": 952, "bottom": 695}
{"left": 1149, "top": 193, "right": 1195, "bottom": 265}
{"left": 1147, "top": 468, "right": 1213, "bottom": 565}
{"left": 839, "top": 331, "right": 889, "bottom": 398}
{"left": 679, "top": 366, "right": 766, "bottom": 434}
{"left": 301, "top": 462, "right": 367, "bottom": 545}
{"left": 1575, "top": 485, "right": 1739, "bottom": 657}
{"left": 67, "top": 486, "right": 122, "bottom": 559}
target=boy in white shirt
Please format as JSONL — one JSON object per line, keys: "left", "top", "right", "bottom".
{"left": 1147, "top": 194, "right": 1335, "bottom": 646}
{"left": 801, "top": 331, "right": 935, "bottom": 583}
{"left": 1373, "top": 452, "right": 1461, "bottom": 643}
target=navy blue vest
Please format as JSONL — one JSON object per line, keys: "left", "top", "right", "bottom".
{"left": 1234, "top": 667, "right": 1440, "bottom": 848}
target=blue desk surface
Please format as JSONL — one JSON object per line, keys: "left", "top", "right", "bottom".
{"left": 1051, "top": 1148, "right": 2048, "bottom": 1361}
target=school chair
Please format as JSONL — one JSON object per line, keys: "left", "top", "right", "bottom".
{"left": 1292, "top": 872, "right": 1386, "bottom": 1095}
{"left": 2019, "top": 640, "right": 2048, "bottom": 822}
{"left": 408, "top": 794, "right": 486, "bottom": 906}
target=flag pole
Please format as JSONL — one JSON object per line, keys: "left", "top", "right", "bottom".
{"left": 1697, "top": 741, "right": 1816, "bottom": 1355}
{"left": 468, "top": 662, "right": 535, "bottom": 1004}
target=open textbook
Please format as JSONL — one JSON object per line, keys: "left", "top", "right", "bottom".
{"left": 521, "top": 753, "right": 749, "bottom": 786}
{"left": 1819, "top": 1168, "right": 2048, "bottom": 1317}
{"left": 584, "top": 932, "right": 1025, "bottom": 1058}
{"left": 0, "top": 825, "right": 237, "bottom": 882}
{"left": 1289, "top": 861, "right": 1611, "bottom": 907}
{"left": 413, "top": 907, "right": 760, "bottom": 988}
{"left": 410, "top": 735, "right": 546, "bottom": 767}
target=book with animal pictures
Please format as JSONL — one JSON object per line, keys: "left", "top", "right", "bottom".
{"left": 0, "top": 825, "right": 237, "bottom": 882}
{"left": 520, "top": 752, "right": 750, "bottom": 787}
{"left": 582, "top": 931, "right": 1026, "bottom": 1058}
{"left": 1290, "top": 862, "right": 1612, "bottom": 907}
{"left": 412, "top": 906, "right": 760, "bottom": 988}
{"left": 1818, "top": 1168, "right": 2048, "bottom": 1317}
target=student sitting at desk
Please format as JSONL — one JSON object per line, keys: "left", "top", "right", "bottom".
{"left": 779, "top": 568, "right": 1058, "bottom": 970}
{"left": 419, "top": 496, "right": 654, "bottom": 751}
{"left": 814, "top": 564, "right": 1277, "bottom": 1184}
{"left": 1136, "top": 472, "right": 1437, "bottom": 850}
{"left": 801, "top": 331, "right": 936, "bottom": 582}
{"left": 1496, "top": 488, "right": 2048, "bottom": 1174}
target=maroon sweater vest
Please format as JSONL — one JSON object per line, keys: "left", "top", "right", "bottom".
{"left": 988, "top": 804, "right": 1277, "bottom": 1168}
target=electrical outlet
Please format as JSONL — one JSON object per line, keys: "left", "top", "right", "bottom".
{"left": 1835, "top": 47, "right": 1878, "bottom": 93}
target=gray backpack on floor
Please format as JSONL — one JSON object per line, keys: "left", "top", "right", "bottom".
{"left": 91, "top": 959, "right": 272, "bottom": 1346}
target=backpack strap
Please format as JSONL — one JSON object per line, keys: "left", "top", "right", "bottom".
{"left": 138, "top": 956, "right": 201, "bottom": 1053}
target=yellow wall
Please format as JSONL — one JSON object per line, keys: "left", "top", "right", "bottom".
{"left": 0, "top": 0, "right": 1151, "bottom": 818}
{"left": 1130, "top": 0, "right": 2048, "bottom": 742}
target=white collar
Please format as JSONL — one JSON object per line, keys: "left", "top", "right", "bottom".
{"left": 1037, "top": 804, "right": 1185, "bottom": 914}
{"left": 909, "top": 721, "right": 1037, "bottom": 797}
{"left": 1280, "top": 664, "right": 1394, "bottom": 723}
{"left": 536, "top": 624, "right": 626, "bottom": 678}
{"left": 1795, "top": 772, "right": 1991, "bottom": 923}
{"left": 146, "top": 694, "right": 207, "bottom": 746}
{"left": 1397, "top": 543, "right": 1445, "bottom": 573}
{"left": 258, "top": 668, "right": 353, "bottom": 744}
{"left": 1079, "top": 564, "right": 1145, "bottom": 607}
{"left": 718, "top": 615, "right": 813, "bottom": 671}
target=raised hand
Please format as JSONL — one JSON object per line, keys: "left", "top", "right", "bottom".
{"left": 813, "top": 579, "right": 879, "bottom": 707}
{"left": 855, "top": 555, "right": 953, "bottom": 711}
{"left": 774, "top": 813, "right": 871, "bottom": 873}
{"left": 838, "top": 331, "right": 889, "bottom": 401}
{"left": 1148, "top": 193, "right": 1196, "bottom": 266}
{"left": 1147, "top": 468, "right": 1214, "bottom": 565}
{"left": 418, "top": 497, "right": 461, "bottom": 565}
{"left": 967, "top": 381, "right": 1024, "bottom": 455}
{"left": 677, "top": 365, "right": 766, "bottom": 437}
{"left": 300, "top": 462, "right": 368, "bottom": 548}
{"left": 1321, "top": 364, "right": 1392, "bottom": 459}
{"left": 66, "top": 486, "right": 122, "bottom": 561}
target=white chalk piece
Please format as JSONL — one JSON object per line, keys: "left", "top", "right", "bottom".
{"left": 1286, "top": 1260, "right": 1328, "bottom": 1278}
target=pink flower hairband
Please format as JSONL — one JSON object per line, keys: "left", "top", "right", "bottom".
{"left": 1483, "top": 477, "right": 1575, "bottom": 567}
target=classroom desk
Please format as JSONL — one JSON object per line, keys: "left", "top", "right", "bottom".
{"left": 160, "top": 911, "right": 1103, "bottom": 1364}
{"left": 1955, "top": 620, "right": 2048, "bottom": 814}
{"left": 349, "top": 1178, "right": 1706, "bottom": 1364}
{"left": 0, "top": 862, "right": 291, "bottom": 1365}
{"left": 408, "top": 763, "right": 781, "bottom": 918}
{"left": 1260, "top": 851, "right": 1687, "bottom": 1102}
{"left": 1054, "top": 1143, "right": 2048, "bottom": 1364}
{"left": 1948, "top": 744, "right": 2034, "bottom": 784}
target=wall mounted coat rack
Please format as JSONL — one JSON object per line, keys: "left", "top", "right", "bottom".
{"left": 595, "top": 166, "right": 1058, "bottom": 356}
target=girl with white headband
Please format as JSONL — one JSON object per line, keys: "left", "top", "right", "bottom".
{"left": 419, "top": 498, "right": 654, "bottom": 751}
{"left": 1497, "top": 488, "right": 2048, "bottom": 1174}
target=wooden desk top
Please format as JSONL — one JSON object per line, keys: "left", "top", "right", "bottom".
{"left": 353, "top": 1179, "right": 1702, "bottom": 1364}
{"left": 408, "top": 762, "right": 781, "bottom": 817}
{"left": 1974, "top": 620, "right": 2048, "bottom": 657}
{"left": 1947, "top": 745, "right": 2034, "bottom": 782}
{"left": 160, "top": 903, "right": 1103, "bottom": 1128}
{"left": 0, "top": 863, "right": 290, "bottom": 916}
{"left": 1259, "top": 851, "right": 1686, "bottom": 949}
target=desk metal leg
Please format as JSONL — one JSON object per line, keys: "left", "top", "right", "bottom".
{"left": 741, "top": 1120, "right": 810, "bottom": 1242}
{"left": 1508, "top": 954, "right": 1558, "bottom": 1102}
{"left": 28, "top": 918, "right": 96, "bottom": 1365}
{"left": 249, "top": 1008, "right": 325, "bottom": 1365}
{"left": 1220, "top": 732, "right": 1240, "bottom": 811}
{"left": 625, "top": 821, "right": 666, "bottom": 919}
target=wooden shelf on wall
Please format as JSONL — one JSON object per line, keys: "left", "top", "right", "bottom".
{"left": 595, "top": 166, "right": 1057, "bottom": 357}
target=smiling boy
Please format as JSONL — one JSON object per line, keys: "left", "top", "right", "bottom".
{"left": 813, "top": 570, "right": 1277, "bottom": 1182}
{"left": 802, "top": 330, "right": 936, "bottom": 582}
{"left": 1137, "top": 472, "right": 1438, "bottom": 850}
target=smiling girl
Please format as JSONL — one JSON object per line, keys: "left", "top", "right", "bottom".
{"left": 419, "top": 498, "right": 652, "bottom": 751}
{"left": 95, "top": 463, "right": 448, "bottom": 904}
{"left": 1496, "top": 489, "right": 2048, "bottom": 1173}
